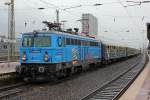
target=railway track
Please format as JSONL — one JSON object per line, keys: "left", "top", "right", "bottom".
{"left": 0, "top": 55, "right": 144, "bottom": 100}
{"left": 0, "top": 73, "right": 26, "bottom": 99}
{"left": 81, "top": 54, "right": 148, "bottom": 100}
{"left": 0, "top": 82, "right": 26, "bottom": 99}
{"left": 0, "top": 82, "right": 25, "bottom": 99}
{"left": 0, "top": 54, "right": 145, "bottom": 100}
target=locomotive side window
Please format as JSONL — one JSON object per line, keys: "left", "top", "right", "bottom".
{"left": 34, "top": 37, "right": 51, "bottom": 47}
{"left": 23, "top": 37, "right": 33, "bottom": 47}
{"left": 63, "top": 37, "right": 66, "bottom": 46}
{"left": 78, "top": 40, "right": 81, "bottom": 45}
{"left": 66, "top": 38, "right": 70, "bottom": 45}
{"left": 75, "top": 39, "right": 78, "bottom": 45}
{"left": 64, "top": 37, "right": 99, "bottom": 46}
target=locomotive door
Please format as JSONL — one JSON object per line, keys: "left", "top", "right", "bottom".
{"left": 80, "top": 47, "right": 85, "bottom": 60}
{"left": 80, "top": 47, "right": 84, "bottom": 60}
{"left": 78, "top": 46, "right": 81, "bottom": 61}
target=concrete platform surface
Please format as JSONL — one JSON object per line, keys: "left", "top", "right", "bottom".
{"left": 0, "top": 62, "right": 19, "bottom": 74}
{"left": 119, "top": 56, "right": 150, "bottom": 100}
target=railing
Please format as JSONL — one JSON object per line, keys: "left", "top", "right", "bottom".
{"left": 0, "top": 55, "right": 19, "bottom": 62}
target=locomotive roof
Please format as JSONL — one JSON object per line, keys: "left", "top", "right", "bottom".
{"left": 23, "top": 30, "right": 100, "bottom": 42}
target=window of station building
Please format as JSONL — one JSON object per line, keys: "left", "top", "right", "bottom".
{"left": 3, "top": 45, "right": 7, "bottom": 49}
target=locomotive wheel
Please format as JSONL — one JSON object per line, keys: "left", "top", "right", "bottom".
{"left": 66, "top": 68, "right": 72, "bottom": 77}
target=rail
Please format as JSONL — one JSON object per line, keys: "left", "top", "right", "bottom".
{"left": 0, "top": 82, "right": 25, "bottom": 99}
{"left": 0, "top": 72, "right": 26, "bottom": 99}
{"left": 81, "top": 54, "right": 148, "bottom": 100}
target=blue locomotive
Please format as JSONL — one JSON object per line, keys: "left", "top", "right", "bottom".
{"left": 16, "top": 30, "right": 102, "bottom": 81}
{"left": 16, "top": 22, "right": 140, "bottom": 82}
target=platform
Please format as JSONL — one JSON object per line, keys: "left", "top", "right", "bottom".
{"left": 119, "top": 55, "right": 150, "bottom": 100}
{"left": 0, "top": 62, "right": 19, "bottom": 74}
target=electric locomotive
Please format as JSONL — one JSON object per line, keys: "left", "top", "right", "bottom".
{"left": 16, "top": 29, "right": 102, "bottom": 82}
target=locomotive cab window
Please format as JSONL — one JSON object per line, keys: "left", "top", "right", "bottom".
{"left": 22, "top": 37, "right": 33, "bottom": 47}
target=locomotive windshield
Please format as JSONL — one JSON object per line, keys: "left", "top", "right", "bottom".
{"left": 34, "top": 37, "right": 51, "bottom": 47}
{"left": 22, "top": 36, "right": 51, "bottom": 47}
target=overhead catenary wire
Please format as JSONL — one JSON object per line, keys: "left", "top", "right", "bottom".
{"left": 116, "top": 0, "right": 147, "bottom": 50}
{"left": 117, "top": 0, "right": 144, "bottom": 31}
{"left": 0, "top": 0, "right": 149, "bottom": 36}
{"left": 39, "top": 0, "right": 59, "bottom": 9}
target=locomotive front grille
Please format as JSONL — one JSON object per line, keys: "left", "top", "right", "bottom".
{"left": 22, "top": 64, "right": 57, "bottom": 75}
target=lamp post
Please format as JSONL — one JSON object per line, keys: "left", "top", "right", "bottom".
{"left": 5, "top": 0, "right": 15, "bottom": 65}
{"left": 4, "top": 2, "right": 12, "bottom": 67}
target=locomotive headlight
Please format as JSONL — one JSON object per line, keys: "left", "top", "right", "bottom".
{"left": 22, "top": 52, "right": 26, "bottom": 61}
{"left": 44, "top": 52, "right": 49, "bottom": 62}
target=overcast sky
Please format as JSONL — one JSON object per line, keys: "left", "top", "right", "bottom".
{"left": 0, "top": 0, "right": 150, "bottom": 48}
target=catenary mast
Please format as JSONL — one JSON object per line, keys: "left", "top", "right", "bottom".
{"left": 10, "top": 0, "right": 15, "bottom": 57}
